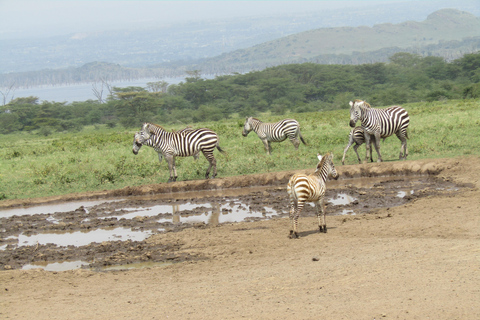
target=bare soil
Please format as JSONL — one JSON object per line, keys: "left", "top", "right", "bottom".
{"left": 1, "top": 156, "right": 479, "bottom": 319}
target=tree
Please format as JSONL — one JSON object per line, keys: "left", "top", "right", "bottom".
{"left": 114, "top": 91, "right": 157, "bottom": 127}
{"left": 92, "top": 77, "right": 112, "bottom": 103}
{"left": 185, "top": 70, "right": 202, "bottom": 83}
{"left": 389, "top": 52, "right": 422, "bottom": 68}
{"left": 146, "top": 81, "right": 169, "bottom": 93}
{"left": 454, "top": 52, "right": 480, "bottom": 82}
{"left": 0, "top": 83, "right": 16, "bottom": 106}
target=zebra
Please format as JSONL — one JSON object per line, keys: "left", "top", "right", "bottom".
{"left": 133, "top": 123, "right": 225, "bottom": 182}
{"left": 242, "top": 117, "right": 306, "bottom": 155}
{"left": 287, "top": 153, "right": 339, "bottom": 239}
{"left": 133, "top": 129, "right": 200, "bottom": 164}
{"left": 349, "top": 99, "right": 409, "bottom": 163}
{"left": 342, "top": 126, "right": 383, "bottom": 165}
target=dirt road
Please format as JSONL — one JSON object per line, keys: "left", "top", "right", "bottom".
{"left": 1, "top": 156, "right": 479, "bottom": 319}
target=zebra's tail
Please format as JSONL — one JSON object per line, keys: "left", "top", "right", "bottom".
{"left": 300, "top": 133, "right": 307, "bottom": 146}
{"left": 216, "top": 144, "right": 230, "bottom": 161}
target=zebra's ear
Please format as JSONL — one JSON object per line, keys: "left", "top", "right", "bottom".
{"left": 317, "top": 153, "right": 323, "bottom": 161}
{"left": 349, "top": 101, "right": 354, "bottom": 107}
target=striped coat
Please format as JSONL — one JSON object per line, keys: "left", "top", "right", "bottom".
{"left": 287, "top": 153, "right": 339, "bottom": 238}
{"left": 134, "top": 123, "right": 224, "bottom": 182}
{"left": 342, "top": 126, "right": 380, "bottom": 165}
{"left": 242, "top": 117, "right": 306, "bottom": 154}
{"left": 349, "top": 99, "right": 409, "bottom": 162}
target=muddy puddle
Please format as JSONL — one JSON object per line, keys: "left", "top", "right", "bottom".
{"left": 0, "top": 174, "right": 464, "bottom": 271}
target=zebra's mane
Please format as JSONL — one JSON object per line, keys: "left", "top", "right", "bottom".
{"left": 249, "top": 117, "right": 262, "bottom": 122}
{"left": 319, "top": 152, "right": 331, "bottom": 167}
{"left": 316, "top": 153, "right": 334, "bottom": 174}
{"left": 354, "top": 99, "right": 371, "bottom": 108}
{"left": 145, "top": 122, "right": 167, "bottom": 133}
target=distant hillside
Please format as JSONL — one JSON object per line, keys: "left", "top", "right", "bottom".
{"left": 1, "top": 9, "right": 479, "bottom": 88}
{"left": 182, "top": 9, "right": 480, "bottom": 73}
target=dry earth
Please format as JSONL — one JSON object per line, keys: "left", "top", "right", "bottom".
{"left": 1, "top": 156, "right": 479, "bottom": 319}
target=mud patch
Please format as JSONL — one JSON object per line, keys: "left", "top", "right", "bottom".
{"left": 0, "top": 169, "right": 466, "bottom": 271}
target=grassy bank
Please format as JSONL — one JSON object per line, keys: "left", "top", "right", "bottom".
{"left": 1, "top": 99, "right": 479, "bottom": 200}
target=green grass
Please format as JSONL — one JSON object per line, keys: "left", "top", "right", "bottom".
{"left": 1, "top": 99, "right": 479, "bottom": 200}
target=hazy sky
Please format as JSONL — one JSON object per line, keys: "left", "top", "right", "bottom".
{"left": 0, "top": 0, "right": 400, "bottom": 39}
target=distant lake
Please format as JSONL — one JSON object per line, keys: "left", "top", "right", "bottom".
{"left": 11, "top": 77, "right": 188, "bottom": 103}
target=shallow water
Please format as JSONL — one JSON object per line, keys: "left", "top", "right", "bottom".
{"left": 0, "top": 199, "right": 123, "bottom": 218}
{"left": 17, "top": 227, "right": 154, "bottom": 247}
{"left": 1, "top": 174, "right": 463, "bottom": 272}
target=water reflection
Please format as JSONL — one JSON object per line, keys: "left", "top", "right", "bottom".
{"left": 22, "top": 260, "right": 90, "bottom": 271}
{"left": 0, "top": 199, "right": 123, "bottom": 218}
{"left": 17, "top": 227, "right": 153, "bottom": 247}
{"left": 328, "top": 193, "right": 357, "bottom": 206}
{"left": 397, "top": 190, "right": 414, "bottom": 198}
{"left": 109, "top": 200, "right": 278, "bottom": 226}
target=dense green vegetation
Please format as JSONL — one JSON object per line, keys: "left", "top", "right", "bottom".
{"left": 1, "top": 52, "right": 479, "bottom": 135}
{"left": 0, "top": 98, "right": 479, "bottom": 201}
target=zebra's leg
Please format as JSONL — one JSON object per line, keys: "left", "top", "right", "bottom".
{"left": 201, "top": 150, "right": 217, "bottom": 179}
{"left": 352, "top": 143, "right": 362, "bottom": 164}
{"left": 204, "top": 154, "right": 217, "bottom": 179}
{"left": 291, "top": 137, "right": 300, "bottom": 150}
{"left": 369, "top": 136, "right": 375, "bottom": 162}
{"left": 364, "top": 133, "right": 372, "bottom": 163}
{"left": 342, "top": 140, "right": 354, "bottom": 165}
{"left": 373, "top": 133, "right": 383, "bottom": 162}
{"left": 210, "top": 156, "right": 217, "bottom": 179}
{"left": 316, "top": 197, "right": 327, "bottom": 233}
{"left": 396, "top": 132, "right": 408, "bottom": 160}
{"left": 261, "top": 139, "right": 271, "bottom": 155}
{"left": 266, "top": 140, "right": 273, "bottom": 155}
{"left": 291, "top": 202, "right": 304, "bottom": 239}
{"left": 288, "top": 197, "right": 296, "bottom": 238}
{"left": 165, "top": 155, "right": 177, "bottom": 182}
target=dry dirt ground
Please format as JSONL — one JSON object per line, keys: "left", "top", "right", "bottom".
{"left": 1, "top": 156, "right": 479, "bottom": 319}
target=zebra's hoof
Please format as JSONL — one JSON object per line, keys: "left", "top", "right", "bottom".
{"left": 289, "top": 231, "right": 299, "bottom": 239}
{"left": 319, "top": 226, "right": 327, "bottom": 233}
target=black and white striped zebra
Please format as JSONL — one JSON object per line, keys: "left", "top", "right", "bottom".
{"left": 133, "top": 123, "right": 225, "bottom": 182}
{"left": 133, "top": 129, "right": 200, "bottom": 164}
{"left": 242, "top": 117, "right": 306, "bottom": 154}
{"left": 287, "top": 153, "right": 339, "bottom": 239}
{"left": 342, "top": 126, "right": 382, "bottom": 165}
{"left": 349, "top": 99, "right": 409, "bottom": 163}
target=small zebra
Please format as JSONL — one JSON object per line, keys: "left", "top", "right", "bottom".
{"left": 342, "top": 126, "right": 383, "bottom": 165}
{"left": 287, "top": 153, "right": 339, "bottom": 239}
{"left": 133, "top": 123, "right": 225, "bottom": 182}
{"left": 242, "top": 117, "right": 306, "bottom": 155}
{"left": 349, "top": 99, "right": 409, "bottom": 163}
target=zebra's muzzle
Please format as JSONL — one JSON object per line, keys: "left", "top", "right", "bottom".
{"left": 349, "top": 120, "right": 356, "bottom": 128}
{"left": 132, "top": 142, "right": 142, "bottom": 155}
